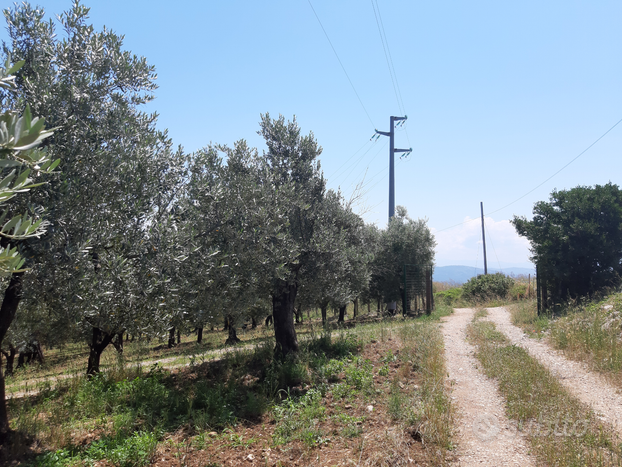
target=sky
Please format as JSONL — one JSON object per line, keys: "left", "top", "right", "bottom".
{"left": 2, "top": 0, "right": 621, "bottom": 269}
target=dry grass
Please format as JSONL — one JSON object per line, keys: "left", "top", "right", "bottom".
{"left": 507, "top": 299, "right": 550, "bottom": 337}
{"left": 467, "top": 315, "right": 622, "bottom": 466}
{"left": 544, "top": 293, "right": 622, "bottom": 389}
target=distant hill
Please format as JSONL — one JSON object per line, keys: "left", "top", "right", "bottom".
{"left": 434, "top": 265, "right": 535, "bottom": 284}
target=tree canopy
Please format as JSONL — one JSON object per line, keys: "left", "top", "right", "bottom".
{"left": 512, "top": 183, "right": 622, "bottom": 302}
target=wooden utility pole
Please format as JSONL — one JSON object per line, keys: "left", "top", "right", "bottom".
{"left": 480, "top": 202, "right": 488, "bottom": 275}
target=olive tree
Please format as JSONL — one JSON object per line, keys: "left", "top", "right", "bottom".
{"left": 369, "top": 206, "right": 436, "bottom": 307}
{"left": 256, "top": 114, "right": 327, "bottom": 356}
{"left": 1, "top": 1, "right": 186, "bottom": 374}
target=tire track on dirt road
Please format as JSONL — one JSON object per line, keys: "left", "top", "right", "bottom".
{"left": 486, "top": 306, "right": 622, "bottom": 437}
{"left": 442, "top": 308, "right": 537, "bottom": 466}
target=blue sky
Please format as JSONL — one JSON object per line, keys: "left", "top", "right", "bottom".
{"left": 2, "top": 1, "right": 621, "bottom": 269}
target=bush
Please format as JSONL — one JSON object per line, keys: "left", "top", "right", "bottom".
{"left": 434, "top": 287, "right": 463, "bottom": 306}
{"left": 462, "top": 273, "right": 514, "bottom": 302}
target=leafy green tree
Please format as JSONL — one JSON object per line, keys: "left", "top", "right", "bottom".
{"left": 1, "top": 1, "right": 186, "bottom": 374}
{"left": 369, "top": 206, "right": 436, "bottom": 308}
{"left": 512, "top": 183, "right": 622, "bottom": 302}
{"left": 298, "top": 189, "right": 370, "bottom": 324}
{"left": 182, "top": 141, "right": 279, "bottom": 345}
{"left": 258, "top": 114, "right": 326, "bottom": 356}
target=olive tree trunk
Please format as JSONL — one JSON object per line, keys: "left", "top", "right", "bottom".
{"left": 272, "top": 282, "right": 299, "bottom": 357}
{"left": 87, "top": 327, "right": 115, "bottom": 376}
{"left": 168, "top": 327, "right": 176, "bottom": 348}
{"left": 338, "top": 305, "right": 346, "bottom": 323}
{"left": 1, "top": 345, "right": 16, "bottom": 377}
{"left": 0, "top": 272, "right": 23, "bottom": 441}
{"left": 225, "top": 316, "right": 241, "bottom": 345}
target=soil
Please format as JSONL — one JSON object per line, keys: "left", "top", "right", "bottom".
{"left": 441, "top": 308, "right": 537, "bottom": 466}
{"left": 486, "top": 306, "right": 622, "bottom": 437}
{"left": 148, "top": 336, "right": 443, "bottom": 467}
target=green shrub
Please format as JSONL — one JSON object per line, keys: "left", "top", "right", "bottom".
{"left": 509, "top": 282, "right": 528, "bottom": 300}
{"left": 344, "top": 358, "right": 373, "bottom": 392}
{"left": 462, "top": 273, "right": 514, "bottom": 302}
{"left": 434, "top": 287, "right": 463, "bottom": 306}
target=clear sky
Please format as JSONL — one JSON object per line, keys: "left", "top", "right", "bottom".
{"left": 2, "top": 1, "right": 621, "bottom": 269}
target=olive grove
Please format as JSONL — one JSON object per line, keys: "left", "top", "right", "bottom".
{"left": 0, "top": 1, "right": 436, "bottom": 442}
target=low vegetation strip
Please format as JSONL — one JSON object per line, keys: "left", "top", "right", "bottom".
{"left": 488, "top": 306, "right": 622, "bottom": 440}
{"left": 509, "top": 294, "right": 622, "bottom": 389}
{"left": 6, "top": 316, "right": 454, "bottom": 466}
{"left": 467, "top": 316, "right": 622, "bottom": 466}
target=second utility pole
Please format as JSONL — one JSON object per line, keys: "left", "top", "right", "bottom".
{"left": 480, "top": 201, "right": 488, "bottom": 275}
{"left": 375, "top": 116, "right": 411, "bottom": 222}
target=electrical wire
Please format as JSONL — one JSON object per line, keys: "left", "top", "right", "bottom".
{"left": 371, "top": 0, "right": 403, "bottom": 116}
{"left": 370, "top": 0, "right": 412, "bottom": 148}
{"left": 435, "top": 115, "right": 622, "bottom": 233}
{"left": 307, "top": 0, "right": 376, "bottom": 129}
{"left": 341, "top": 140, "right": 388, "bottom": 187}
{"left": 326, "top": 139, "right": 374, "bottom": 181}
{"left": 484, "top": 218, "right": 503, "bottom": 271}
{"left": 485, "top": 115, "right": 622, "bottom": 218}
{"left": 331, "top": 140, "right": 384, "bottom": 184}
{"left": 358, "top": 153, "right": 406, "bottom": 196}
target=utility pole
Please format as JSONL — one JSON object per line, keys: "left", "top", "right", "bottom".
{"left": 480, "top": 201, "right": 488, "bottom": 275}
{"left": 375, "top": 116, "right": 411, "bottom": 223}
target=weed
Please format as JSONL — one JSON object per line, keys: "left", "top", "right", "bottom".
{"left": 315, "top": 359, "right": 344, "bottom": 383}
{"left": 344, "top": 358, "right": 373, "bottom": 392}
{"left": 273, "top": 388, "right": 327, "bottom": 446}
{"left": 34, "top": 431, "right": 158, "bottom": 467}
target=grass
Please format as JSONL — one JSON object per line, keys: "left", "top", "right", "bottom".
{"left": 546, "top": 293, "right": 622, "bottom": 381}
{"left": 3, "top": 309, "right": 455, "bottom": 466}
{"left": 4, "top": 304, "right": 385, "bottom": 396}
{"left": 395, "top": 320, "right": 454, "bottom": 449}
{"left": 467, "top": 315, "right": 622, "bottom": 466}
{"left": 508, "top": 293, "right": 622, "bottom": 389}
{"left": 508, "top": 299, "right": 550, "bottom": 337}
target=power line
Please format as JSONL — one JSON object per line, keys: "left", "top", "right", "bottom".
{"left": 358, "top": 153, "right": 406, "bottom": 196}
{"left": 326, "top": 139, "right": 374, "bottom": 181}
{"left": 370, "top": 0, "right": 412, "bottom": 148}
{"left": 371, "top": 0, "right": 403, "bottom": 116}
{"left": 484, "top": 218, "right": 503, "bottom": 271}
{"left": 331, "top": 139, "right": 383, "bottom": 184}
{"left": 341, "top": 140, "right": 387, "bottom": 187}
{"left": 307, "top": 0, "right": 376, "bottom": 129}
{"left": 435, "top": 115, "right": 622, "bottom": 233}
{"left": 485, "top": 115, "right": 622, "bottom": 217}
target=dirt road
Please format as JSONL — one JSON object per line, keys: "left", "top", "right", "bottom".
{"left": 442, "top": 308, "right": 537, "bottom": 466}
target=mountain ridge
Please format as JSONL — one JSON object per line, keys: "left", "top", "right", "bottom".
{"left": 434, "top": 265, "right": 535, "bottom": 284}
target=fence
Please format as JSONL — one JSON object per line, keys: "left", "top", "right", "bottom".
{"left": 402, "top": 264, "right": 434, "bottom": 315}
